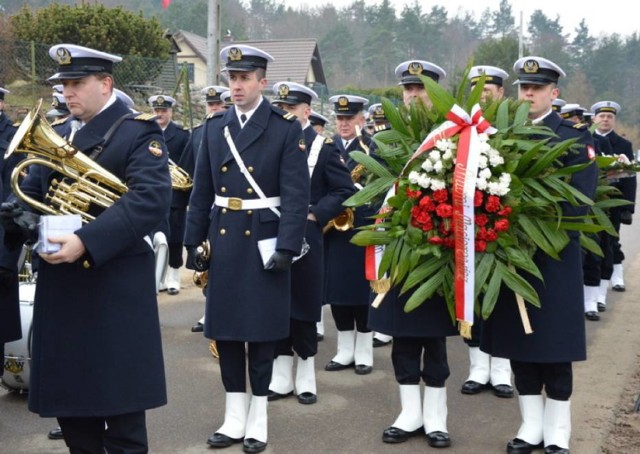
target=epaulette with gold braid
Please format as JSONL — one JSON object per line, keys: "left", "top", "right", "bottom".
{"left": 573, "top": 122, "right": 588, "bottom": 130}
{"left": 374, "top": 124, "right": 390, "bottom": 132}
{"left": 50, "top": 116, "right": 70, "bottom": 126}
{"left": 133, "top": 113, "right": 157, "bottom": 121}
{"left": 283, "top": 112, "right": 296, "bottom": 121}
{"left": 324, "top": 136, "right": 333, "bottom": 144}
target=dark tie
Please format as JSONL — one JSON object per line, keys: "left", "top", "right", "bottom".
{"left": 240, "top": 114, "right": 247, "bottom": 125}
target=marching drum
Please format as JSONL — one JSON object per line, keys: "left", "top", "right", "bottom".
{"left": 1, "top": 282, "right": 36, "bottom": 392}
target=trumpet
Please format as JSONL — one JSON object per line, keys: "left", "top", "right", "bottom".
{"left": 6, "top": 99, "right": 127, "bottom": 224}
{"left": 168, "top": 159, "right": 193, "bottom": 190}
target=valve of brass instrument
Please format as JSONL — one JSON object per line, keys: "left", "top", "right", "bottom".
{"left": 169, "top": 159, "right": 193, "bottom": 190}
{"left": 322, "top": 207, "right": 355, "bottom": 233}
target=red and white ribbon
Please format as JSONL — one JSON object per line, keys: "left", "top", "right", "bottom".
{"left": 405, "top": 104, "right": 496, "bottom": 335}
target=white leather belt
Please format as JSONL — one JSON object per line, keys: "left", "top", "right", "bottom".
{"left": 214, "top": 195, "right": 281, "bottom": 211}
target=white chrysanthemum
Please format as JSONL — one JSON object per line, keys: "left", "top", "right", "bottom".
{"left": 476, "top": 178, "right": 488, "bottom": 190}
{"left": 430, "top": 178, "right": 446, "bottom": 191}
{"left": 499, "top": 173, "right": 512, "bottom": 186}
{"left": 478, "top": 155, "right": 488, "bottom": 169}
{"left": 478, "top": 140, "right": 492, "bottom": 154}
{"left": 421, "top": 159, "right": 434, "bottom": 172}
{"left": 417, "top": 174, "right": 431, "bottom": 189}
{"left": 429, "top": 150, "right": 441, "bottom": 163}
{"left": 408, "top": 171, "right": 421, "bottom": 185}
{"left": 479, "top": 168, "right": 492, "bottom": 180}
{"left": 488, "top": 150, "right": 504, "bottom": 166}
{"left": 433, "top": 160, "right": 444, "bottom": 173}
{"left": 478, "top": 133, "right": 489, "bottom": 142}
{"left": 442, "top": 148, "right": 453, "bottom": 161}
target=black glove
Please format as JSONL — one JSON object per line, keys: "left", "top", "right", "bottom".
{"left": 0, "top": 201, "right": 40, "bottom": 241}
{"left": 264, "top": 250, "right": 294, "bottom": 272}
{"left": 620, "top": 210, "right": 633, "bottom": 225}
{"left": 185, "top": 246, "right": 209, "bottom": 272}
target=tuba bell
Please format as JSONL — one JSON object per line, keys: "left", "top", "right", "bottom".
{"left": 6, "top": 99, "right": 128, "bottom": 224}
{"left": 168, "top": 159, "right": 193, "bottom": 190}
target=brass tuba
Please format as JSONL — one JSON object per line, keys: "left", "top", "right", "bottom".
{"left": 168, "top": 159, "right": 193, "bottom": 190}
{"left": 6, "top": 99, "right": 128, "bottom": 224}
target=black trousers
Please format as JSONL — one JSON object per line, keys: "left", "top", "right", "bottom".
{"left": 274, "top": 319, "right": 317, "bottom": 359}
{"left": 168, "top": 208, "right": 186, "bottom": 268}
{"left": 391, "top": 337, "right": 450, "bottom": 387}
{"left": 330, "top": 304, "right": 370, "bottom": 332}
{"left": 511, "top": 360, "right": 572, "bottom": 400}
{"left": 57, "top": 411, "right": 147, "bottom": 454}
{"left": 217, "top": 340, "right": 276, "bottom": 396}
{"left": 583, "top": 232, "right": 614, "bottom": 285}
{"left": 609, "top": 208, "right": 625, "bottom": 265}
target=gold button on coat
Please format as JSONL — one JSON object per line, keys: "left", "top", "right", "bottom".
{"left": 248, "top": 166, "right": 254, "bottom": 173}
{"left": 82, "top": 260, "right": 91, "bottom": 269}
{"left": 245, "top": 230, "right": 251, "bottom": 236}
{"left": 220, "top": 228, "right": 226, "bottom": 235}
{"left": 221, "top": 208, "right": 227, "bottom": 214}
{"left": 247, "top": 188, "right": 253, "bottom": 194}
{"left": 221, "top": 166, "right": 228, "bottom": 172}
{"left": 247, "top": 210, "right": 253, "bottom": 215}
{"left": 221, "top": 187, "right": 227, "bottom": 193}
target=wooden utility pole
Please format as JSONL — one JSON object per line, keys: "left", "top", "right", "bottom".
{"left": 207, "top": 0, "right": 221, "bottom": 85}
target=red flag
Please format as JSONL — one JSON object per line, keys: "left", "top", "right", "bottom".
{"left": 162, "top": 0, "right": 171, "bottom": 9}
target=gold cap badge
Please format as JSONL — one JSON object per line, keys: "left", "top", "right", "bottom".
{"left": 229, "top": 47, "right": 242, "bottom": 61}
{"left": 56, "top": 47, "right": 71, "bottom": 65}
{"left": 278, "top": 84, "right": 290, "bottom": 98}
{"left": 523, "top": 60, "right": 539, "bottom": 74}
{"left": 408, "top": 62, "right": 423, "bottom": 75}
{"left": 207, "top": 87, "right": 217, "bottom": 96}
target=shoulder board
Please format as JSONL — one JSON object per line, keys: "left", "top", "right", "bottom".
{"left": 50, "top": 116, "right": 70, "bottom": 126}
{"left": 572, "top": 122, "right": 588, "bottom": 130}
{"left": 205, "top": 111, "right": 225, "bottom": 120}
{"left": 183, "top": 126, "right": 190, "bottom": 131}
{"left": 323, "top": 136, "right": 333, "bottom": 144}
{"left": 374, "top": 124, "right": 390, "bottom": 132}
{"left": 131, "top": 113, "right": 158, "bottom": 122}
{"left": 270, "top": 103, "right": 297, "bottom": 121}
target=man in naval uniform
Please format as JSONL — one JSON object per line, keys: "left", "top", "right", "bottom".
{"left": 591, "top": 101, "right": 635, "bottom": 296}
{"left": 148, "top": 94, "right": 191, "bottom": 295}
{"left": 481, "top": 56, "right": 598, "bottom": 454}
{"left": 309, "top": 110, "right": 329, "bottom": 135}
{"left": 46, "top": 92, "right": 71, "bottom": 121}
{"left": 460, "top": 65, "right": 514, "bottom": 399}
{"left": 0, "top": 85, "right": 21, "bottom": 389}
{"left": 323, "top": 93, "right": 377, "bottom": 375}
{"left": 559, "top": 104, "right": 586, "bottom": 123}
{"left": 187, "top": 85, "right": 231, "bottom": 333}
{"left": 184, "top": 44, "right": 309, "bottom": 454}
{"left": 369, "top": 59, "right": 458, "bottom": 449}
{"left": 267, "top": 81, "right": 354, "bottom": 405}
{"left": 551, "top": 98, "right": 566, "bottom": 113}
{"left": 1, "top": 43, "right": 170, "bottom": 452}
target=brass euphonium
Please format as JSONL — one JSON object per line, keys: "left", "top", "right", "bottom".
{"left": 6, "top": 99, "right": 128, "bottom": 224}
{"left": 168, "top": 159, "right": 193, "bottom": 190}
{"left": 192, "top": 240, "right": 210, "bottom": 289}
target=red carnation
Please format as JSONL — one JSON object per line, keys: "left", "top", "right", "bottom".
{"left": 475, "top": 240, "right": 487, "bottom": 252}
{"left": 436, "top": 203, "right": 453, "bottom": 218}
{"left": 419, "top": 196, "right": 436, "bottom": 212}
{"left": 475, "top": 214, "right": 489, "bottom": 227}
{"left": 498, "top": 206, "right": 512, "bottom": 217}
{"left": 406, "top": 188, "right": 422, "bottom": 199}
{"left": 476, "top": 227, "right": 488, "bottom": 241}
{"left": 474, "top": 190, "right": 484, "bottom": 207}
{"left": 494, "top": 219, "right": 510, "bottom": 232}
{"left": 485, "top": 195, "right": 501, "bottom": 213}
{"left": 484, "top": 229, "right": 498, "bottom": 242}
{"left": 428, "top": 236, "right": 443, "bottom": 245}
{"left": 443, "top": 237, "right": 455, "bottom": 249}
{"left": 433, "top": 189, "right": 449, "bottom": 203}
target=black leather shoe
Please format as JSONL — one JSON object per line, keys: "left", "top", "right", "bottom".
{"left": 191, "top": 322, "right": 204, "bottom": 333}
{"left": 585, "top": 311, "right": 600, "bottom": 321}
{"left": 325, "top": 360, "right": 354, "bottom": 371}
{"left": 461, "top": 380, "right": 488, "bottom": 395}
{"left": 612, "top": 284, "right": 625, "bottom": 292}
{"left": 48, "top": 427, "right": 64, "bottom": 440}
{"left": 426, "top": 431, "right": 451, "bottom": 448}
{"left": 597, "top": 302, "right": 606, "bottom": 312}
{"left": 382, "top": 426, "right": 423, "bottom": 443}
{"left": 297, "top": 392, "right": 317, "bottom": 405}
{"left": 373, "top": 338, "right": 391, "bottom": 348}
{"left": 267, "top": 390, "right": 293, "bottom": 401}
{"left": 506, "top": 437, "right": 544, "bottom": 453}
{"left": 355, "top": 364, "right": 373, "bottom": 375}
{"left": 168, "top": 287, "right": 180, "bottom": 295}
{"left": 243, "top": 438, "right": 267, "bottom": 453}
{"left": 544, "top": 445, "right": 569, "bottom": 453}
{"left": 493, "top": 384, "right": 514, "bottom": 398}
{"left": 207, "top": 432, "right": 243, "bottom": 448}
{"left": 317, "top": 333, "right": 324, "bottom": 341}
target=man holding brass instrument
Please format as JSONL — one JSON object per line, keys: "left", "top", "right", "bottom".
{"left": 0, "top": 44, "right": 170, "bottom": 452}
{"left": 184, "top": 45, "right": 309, "bottom": 453}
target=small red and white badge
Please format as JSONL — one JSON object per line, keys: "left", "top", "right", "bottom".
{"left": 587, "top": 145, "right": 596, "bottom": 160}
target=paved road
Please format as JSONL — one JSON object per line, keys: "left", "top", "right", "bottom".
{"left": 2, "top": 222, "right": 640, "bottom": 454}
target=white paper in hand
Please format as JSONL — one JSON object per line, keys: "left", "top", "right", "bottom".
{"left": 36, "top": 214, "right": 82, "bottom": 254}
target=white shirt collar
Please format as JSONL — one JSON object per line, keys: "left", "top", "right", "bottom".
{"left": 235, "top": 98, "right": 262, "bottom": 127}
{"left": 531, "top": 108, "right": 553, "bottom": 125}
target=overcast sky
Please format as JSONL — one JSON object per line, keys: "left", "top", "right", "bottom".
{"left": 280, "top": 0, "right": 638, "bottom": 38}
